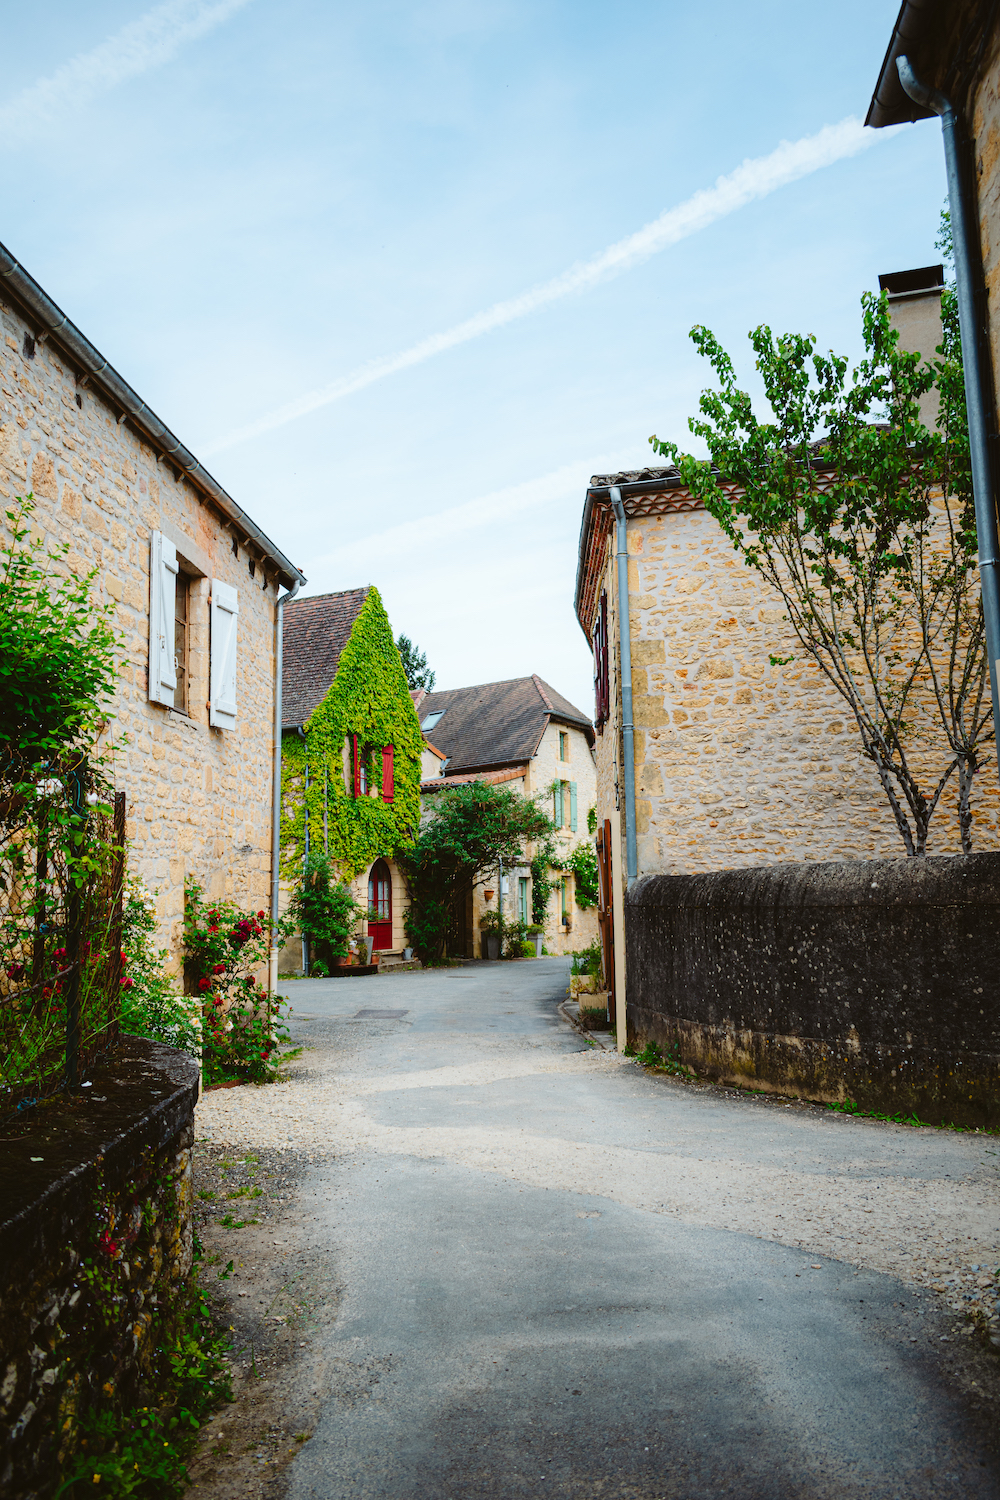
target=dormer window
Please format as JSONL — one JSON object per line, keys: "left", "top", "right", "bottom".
{"left": 421, "top": 710, "right": 445, "bottom": 731}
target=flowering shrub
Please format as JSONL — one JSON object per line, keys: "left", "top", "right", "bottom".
{"left": 184, "top": 880, "right": 290, "bottom": 1085}
{"left": 119, "top": 879, "right": 200, "bottom": 1055}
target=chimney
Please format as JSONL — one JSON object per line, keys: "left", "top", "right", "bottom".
{"left": 878, "top": 264, "right": 946, "bottom": 430}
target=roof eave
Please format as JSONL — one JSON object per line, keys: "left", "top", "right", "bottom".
{"left": 0, "top": 241, "right": 306, "bottom": 590}
{"left": 865, "top": 0, "right": 941, "bottom": 128}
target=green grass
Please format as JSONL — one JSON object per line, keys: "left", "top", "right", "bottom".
{"left": 826, "top": 1098, "right": 999, "bottom": 1134}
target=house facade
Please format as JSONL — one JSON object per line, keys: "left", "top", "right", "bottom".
{"left": 278, "top": 587, "right": 423, "bottom": 968}
{"left": 0, "top": 243, "right": 304, "bottom": 971}
{"left": 415, "top": 676, "right": 598, "bottom": 957}
{"left": 574, "top": 273, "right": 998, "bottom": 1039}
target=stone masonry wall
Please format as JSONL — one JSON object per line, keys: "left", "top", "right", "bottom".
{"left": 592, "top": 509, "right": 1000, "bottom": 877}
{"left": 625, "top": 854, "right": 1000, "bottom": 1127}
{"left": 0, "top": 1040, "right": 200, "bottom": 1498}
{"left": 0, "top": 291, "right": 281, "bottom": 967}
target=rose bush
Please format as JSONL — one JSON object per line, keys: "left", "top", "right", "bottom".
{"left": 183, "top": 879, "right": 290, "bottom": 1085}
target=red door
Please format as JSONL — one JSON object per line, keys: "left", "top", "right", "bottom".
{"left": 368, "top": 860, "right": 393, "bottom": 950}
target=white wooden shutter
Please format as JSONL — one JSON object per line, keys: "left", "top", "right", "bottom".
{"left": 148, "top": 531, "right": 178, "bottom": 707}
{"left": 210, "top": 580, "right": 239, "bottom": 729}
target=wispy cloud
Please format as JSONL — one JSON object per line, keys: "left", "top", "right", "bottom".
{"left": 205, "top": 115, "right": 898, "bottom": 455}
{"left": 312, "top": 459, "right": 602, "bottom": 581}
{"left": 0, "top": 0, "right": 252, "bottom": 145}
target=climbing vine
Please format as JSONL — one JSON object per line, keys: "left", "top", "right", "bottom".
{"left": 280, "top": 588, "right": 423, "bottom": 881}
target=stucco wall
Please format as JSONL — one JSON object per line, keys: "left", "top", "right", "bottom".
{"left": 0, "top": 291, "right": 279, "bottom": 966}
{"left": 625, "top": 854, "right": 1000, "bottom": 1127}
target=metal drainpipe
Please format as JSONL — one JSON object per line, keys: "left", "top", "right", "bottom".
{"left": 298, "top": 726, "right": 310, "bottom": 975}
{"left": 268, "top": 580, "right": 300, "bottom": 994}
{"left": 897, "top": 57, "right": 1000, "bottom": 783}
{"left": 610, "top": 488, "right": 638, "bottom": 884}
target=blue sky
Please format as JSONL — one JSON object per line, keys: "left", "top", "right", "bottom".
{"left": 2, "top": 0, "right": 944, "bottom": 713}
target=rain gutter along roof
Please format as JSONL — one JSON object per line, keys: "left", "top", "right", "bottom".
{"left": 0, "top": 240, "right": 306, "bottom": 590}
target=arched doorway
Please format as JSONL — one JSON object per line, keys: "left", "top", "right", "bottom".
{"left": 368, "top": 859, "right": 392, "bottom": 950}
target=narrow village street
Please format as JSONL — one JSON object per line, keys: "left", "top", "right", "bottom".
{"left": 191, "top": 960, "right": 1000, "bottom": 1499}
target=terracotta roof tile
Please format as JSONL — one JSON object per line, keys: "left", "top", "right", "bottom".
{"left": 282, "top": 587, "right": 369, "bottom": 727}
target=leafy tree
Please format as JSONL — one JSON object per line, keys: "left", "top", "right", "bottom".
{"left": 0, "top": 496, "right": 117, "bottom": 771}
{"left": 396, "top": 632, "right": 436, "bottom": 693}
{"left": 650, "top": 286, "right": 987, "bottom": 856}
{"left": 402, "top": 781, "right": 551, "bottom": 962}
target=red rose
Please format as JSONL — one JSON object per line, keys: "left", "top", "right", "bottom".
{"left": 198, "top": 977, "right": 211, "bottom": 992}
{"left": 257, "top": 910, "right": 265, "bottom": 919}
{"left": 212, "top": 963, "right": 226, "bottom": 974}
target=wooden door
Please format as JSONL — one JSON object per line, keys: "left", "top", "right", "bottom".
{"left": 367, "top": 859, "right": 393, "bottom": 950}
{"left": 596, "top": 820, "right": 615, "bottom": 1026}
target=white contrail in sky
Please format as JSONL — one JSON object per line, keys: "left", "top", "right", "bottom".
{"left": 204, "top": 115, "right": 898, "bottom": 456}
{"left": 312, "top": 458, "right": 604, "bottom": 580}
{"left": 0, "top": 0, "right": 251, "bottom": 144}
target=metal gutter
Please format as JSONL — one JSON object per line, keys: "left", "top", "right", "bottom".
{"left": 866, "top": 0, "right": 938, "bottom": 127}
{"left": 0, "top": 240, "right": 306, "bottom": 590}
{"left": 268, "top": 578, "right": 301, "bottom": 995}
{"left": 896, "top": 55, "right": 1000, "bottom": 784}
{"left": 610, "top": 487, "right": 637, "bottom": 886}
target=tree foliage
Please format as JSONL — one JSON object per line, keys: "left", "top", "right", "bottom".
{"left": 402, "top": 781, "right": 551, "bottom": 963}
{"left": 396, "top": 632, "right": 436, "bottom": 692}
{"left": 0, "top": 496, "right": 117, "bottom": 770}
{"left": 650, "top": 287, "right": 986, "bottom": 856}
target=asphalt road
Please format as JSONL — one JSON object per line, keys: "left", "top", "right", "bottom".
{"left": 276, "top": 959, "right": 1000, "bottom": 1500}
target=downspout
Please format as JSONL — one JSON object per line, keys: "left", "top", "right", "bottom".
{"left": 897, "top": 57, "right": 1000, "bottom": 783}
{"left": 268, "top": 579, "right": 300, "bottom": 995}
{"left": 298, "top": 725, "right": 310, "bottom": 975}
{"left": 610, "top": 487, "right": 637, "bottom": 884}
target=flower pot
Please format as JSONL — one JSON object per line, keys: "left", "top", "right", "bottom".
{"left": 334, "top": 955, "right": 351, "bottom": 968}
{"left": 482, "top": 932, "right": 500, "bottom": 960}
{"left": 533, "top": 933, "right": 543, "bottom": 957}
{"left": 483, "top": 889, "right": 495, "bottom": 902}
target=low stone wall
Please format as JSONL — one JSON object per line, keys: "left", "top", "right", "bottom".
{"left": 0, "top": 1038, "right": 200, "bottom": 1499}
{"left": 625, "top": 854, "right": 1000, "bottom": 1127}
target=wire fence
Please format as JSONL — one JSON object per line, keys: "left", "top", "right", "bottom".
{"left": 0, "top": 779, "right": 125, "bottom": 1125}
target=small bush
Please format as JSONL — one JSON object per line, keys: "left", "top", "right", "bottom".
{"left": 119, "top": 879, "right": 200, "bottom": 1056}
{"left": 285, "top": 853, "right": 359, "bottom": 970}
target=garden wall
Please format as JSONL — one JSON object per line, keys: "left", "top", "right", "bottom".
{"left": 0, "top": 1038, "right": 199, "bottom": 1498}
{"left": 625, "top": 853, "right": 1000, "bottom": 1127}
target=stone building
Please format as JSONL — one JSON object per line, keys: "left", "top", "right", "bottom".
{"left": 0, "top": 243, "right": 305, "bottom": 969}
{"left": 278, "top": 587, "right": 423, "bottom": 968}
{"left": 415, "top": 676, "right": 597, "bottom": 956}
{"left": 574, "top": 273, "right": 999, "bottom": 1035}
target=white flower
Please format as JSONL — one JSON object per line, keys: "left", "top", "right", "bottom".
{"left": 85, "top": 792, "right": 99, "bottom": 806}
{"left": 36, "top": 777, "right": 62, "bottom": 798}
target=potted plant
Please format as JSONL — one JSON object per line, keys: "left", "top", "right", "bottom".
{"left": 479, "top": 910, "right": 501, "bottom": 961}
{"left": 527, "top": 922, "right": 545, "bottom": 957}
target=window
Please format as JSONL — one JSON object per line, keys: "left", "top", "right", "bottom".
{"left": 173, "top": 572, "right": 190, "bottom": 714}
{"left": 421, "top": 710, "right": 445, "bottom": 731}
{"left": 554, "top": 781, "right": 577, "bottom": 830}
{"left": 559, "top": 731, "right": 569, "bottom": 762}
{"left": 382, "top": 744, "right": 395, "bottom": 802}
{"left": 518, "top": 877, "right": 529, "bottom": 926}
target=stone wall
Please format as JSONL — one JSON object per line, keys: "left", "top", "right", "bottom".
{"left": 625, "top": 853, "right": 1000, "bottom": 1127}
{"left": 589, "top": 511, "right": 1000, "bottom": 879}
{"left": 0, "top": 1039, "right": 200, "bottom": 1498}
{"left": 0, "top": 289, "right": 282, "bottom": 968}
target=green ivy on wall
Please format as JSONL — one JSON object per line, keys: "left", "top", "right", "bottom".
{"left": 280, "top": 587, "right": 423, "bottom": 882}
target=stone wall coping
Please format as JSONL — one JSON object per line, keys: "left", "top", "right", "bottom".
{"left": 627, "top": 852, "right": 1000, "bottom": 911}
{"left": 0, "top": 1039, "right": 199, "bottom": 1286}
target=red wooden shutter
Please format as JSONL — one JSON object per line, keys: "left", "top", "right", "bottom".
{"left": 382, "top": 744, "right": 394, "bottom": 802}
{"left": 594, "top": 591, "right": 610, "bottom": 725}
{"left": 352, "top": 734, "right": 361, "bottom": 798}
